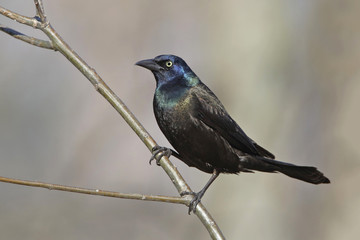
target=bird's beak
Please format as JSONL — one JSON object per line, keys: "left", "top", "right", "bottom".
{"left": 135, "top": 59, "right": 164, "bottom": 72}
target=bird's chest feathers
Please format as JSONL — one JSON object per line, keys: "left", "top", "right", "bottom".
{"left": 154, "top": 82, "right": 192, "bottom": 111}
{"left": 153, "top": 83, "right": 196, "bottom": 132}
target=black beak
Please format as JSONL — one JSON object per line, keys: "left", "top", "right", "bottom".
{"left": 135, "top": 59, "right": 164, "bottom": 72}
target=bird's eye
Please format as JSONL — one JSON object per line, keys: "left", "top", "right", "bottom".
{"left": 165, "top": 60, "right": 173, "bottom": 68}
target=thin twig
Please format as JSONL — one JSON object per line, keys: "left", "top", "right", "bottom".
{"left": 0, "top": 176, "right": 188, "bottom": 205}
{"left": 34, "top": 0, "right": 47, "bottom": 23}
{"left": 0, "top": 24, "right": 54, "bottom": 50}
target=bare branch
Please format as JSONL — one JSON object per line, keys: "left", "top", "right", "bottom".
{"left": 0, "top": 176, "right": 188, "bottom": 205}
{"left": 0, "top": 6, "right": 43, "bottom": 29}
{"left": 0, "top": 24, "right": 54, "bottom": 50}
{"left": 34, "top": 0, "right": 47, "bottom": 23}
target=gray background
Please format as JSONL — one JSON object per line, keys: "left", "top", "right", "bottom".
{"left": 0, "top": 1, "right": 359, "bottom": 239}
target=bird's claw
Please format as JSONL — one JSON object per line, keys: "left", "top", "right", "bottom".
{"left": 149, "top": 146, "right": 172, "bottom": 166}
{"left": 180, "top": 191, "right": 202, "bottom": 214}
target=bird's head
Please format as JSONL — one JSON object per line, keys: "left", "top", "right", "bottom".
{"left": 135, "top": 55, "right": 198, "bottom": 88}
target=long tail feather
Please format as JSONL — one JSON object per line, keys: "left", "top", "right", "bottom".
{"left": 241, "top": 157, "right": 330, "bottom": 184}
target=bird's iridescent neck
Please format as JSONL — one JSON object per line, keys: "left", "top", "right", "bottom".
{"left": 156, "top": 73, "right": 199, "bottom": 88}
{"left": 154, "top": 75, "right": 199, "bottom": 108}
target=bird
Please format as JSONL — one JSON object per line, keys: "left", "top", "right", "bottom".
{"left": 135, "top": 54, "right": 330, "bottom": 214}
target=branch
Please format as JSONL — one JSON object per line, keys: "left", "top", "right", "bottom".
{"left": 0, "top": 1, "right": 225, "bottom": 239}
{"left": 0, "top": 5, "right": 43, "bottom": 29}
{"left": 0, "top": 176, "right": 187, "bottom": 205}
{"left": 34, "top": 0, "right": 47, "bottom": 23}
{"left": 0, "top": 24, "right": 54, "bottom": 50}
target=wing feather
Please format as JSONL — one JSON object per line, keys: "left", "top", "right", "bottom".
{"left": 190, "top": 84, "right": 275, "bottom": 159}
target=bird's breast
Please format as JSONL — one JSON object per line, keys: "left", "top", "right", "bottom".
{"left": 154, "top": 90, "right": 193, "bottom": 127}
{"left": 153, "top": 87, "right": 198, "bottom": 144}
{"left": 153, "top": 90, "right": 242, "bottom": 173}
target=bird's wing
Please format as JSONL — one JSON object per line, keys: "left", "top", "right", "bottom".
{"left": 191, "top": 85, "right": 275, "bottom": 158}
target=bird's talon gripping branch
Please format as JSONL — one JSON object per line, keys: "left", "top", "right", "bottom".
{"left": 149, "top": 146, "right": 172, "bottom": 165}
{"left": 180, "top": 191, "right": 205, "bottom": 214}
{"left": 180, "top": 191, "right": 199, "bottom": 213}
{"left": 188, "top": 196, "right": 201, "bottom": 214}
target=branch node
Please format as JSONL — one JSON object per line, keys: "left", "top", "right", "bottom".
{"left": 94, "top": 82, "right": 100, "bottom": 91}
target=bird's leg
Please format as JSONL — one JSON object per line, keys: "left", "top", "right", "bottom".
{"left": 149, "top": 146, "right": 172, "bottom": 165}
{"left": 180, "top": 169, "right": 220, "bottom": 214}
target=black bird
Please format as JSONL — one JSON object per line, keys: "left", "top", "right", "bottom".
{"left": 136, "top": 55, "right": 330, "bottom": 213}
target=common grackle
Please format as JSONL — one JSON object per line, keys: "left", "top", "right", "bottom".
{"left": 136, "top": 55, "right": 330, "bottom": 214}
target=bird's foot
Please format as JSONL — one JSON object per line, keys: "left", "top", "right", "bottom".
{"left": 180, "top": 191, "right": 205, "bottom": 215}
{"left": 149, "top": 146, "right": 172, "bottom": 166}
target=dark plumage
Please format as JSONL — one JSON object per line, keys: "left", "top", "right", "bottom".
{"left": 136, "top": 55, "right": 330, "bottom": 213}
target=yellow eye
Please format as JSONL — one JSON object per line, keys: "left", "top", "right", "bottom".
{"left": 165, "top": 60, "right": 173, "bottom": 68}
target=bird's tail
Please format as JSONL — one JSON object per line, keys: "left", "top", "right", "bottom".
{"left": 241, "top": 157, "right": 330, "bottom": 184}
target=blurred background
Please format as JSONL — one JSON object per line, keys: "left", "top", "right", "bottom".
{"left": 0, "top": 1, "right": 359, "bottom": 239}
